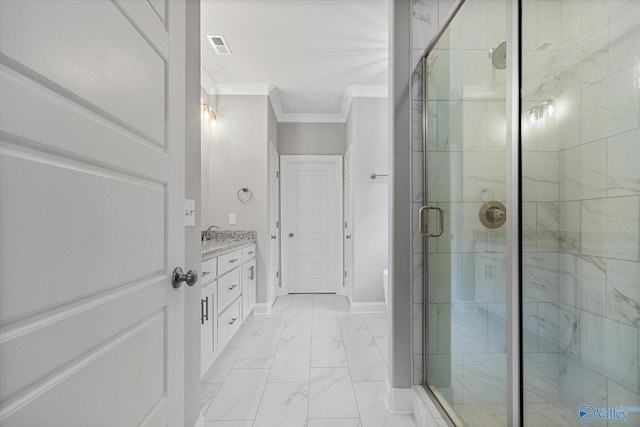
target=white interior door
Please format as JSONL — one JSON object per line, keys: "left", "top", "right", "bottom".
{"left": 343, "top": 147, "right": 354, "bottom": 300}
{"left": 269, "top": 142, "right": 281, "bottom": 299}
{"left": 281, "top": 155, "right": 343, "bottom": 294}
{"left": 0, "top": 1, "right": 187, "bottom": 425}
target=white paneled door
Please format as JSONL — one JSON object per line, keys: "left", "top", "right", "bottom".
{"left": 343, "top": 147, "right": 353, "bottom": 299}
{"left": 281, "top": 156, "right": 343, "bottom": 294}
{"left": 269, "top": 142, "right": 281, "bottom": 298}
{"left": 0, "top": 1, "right": 189, "bottom": 425}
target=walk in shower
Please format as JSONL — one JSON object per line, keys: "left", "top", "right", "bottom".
{"left": 419, "top": 0, "right": 640, "bottom": 426}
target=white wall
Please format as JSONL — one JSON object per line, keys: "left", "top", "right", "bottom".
{"left": 268, "top": 102, "right": 279, "bottom": 152}
{"left": 267, "top": 101, "right": 279, "bottom": 305}
{"left": 346, "top": 97, "right": 389, "bottom": 304}
{"left": 278, "top": 122, "right": 345, "bottom": 154}
{"left": 388, "top": 0, "right": 414, "bottom": 393}
{"left": 206, "top": 94, "right": 272, "bottom": 304}
{"left": 200, "top": 88, "right": 212, "bottom": 231}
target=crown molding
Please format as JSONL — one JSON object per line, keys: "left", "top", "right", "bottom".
{"left": 345, "top": 85, "right": 388, "bottom": 98}
{"left": 268, "top": 88, "right": 346, "bottom": 123}
{"left": 200, "top": 77, "right": 387, "bottom": 123}
{"left": 200, "top": 67, "right": 216, "bottom": 96}
{"left": 204, "top": 82, "right": 275, "bottom": 96}
{"left": 269, "top": 85, "right": 388, "bottom": 123}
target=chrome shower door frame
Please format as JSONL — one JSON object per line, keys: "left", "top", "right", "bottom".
{"left": 420, "top": 0, "right": 522, "bottom": 426}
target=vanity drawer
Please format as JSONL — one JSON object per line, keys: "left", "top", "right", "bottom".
{"left": 242, "top": 244, "right": 256, "bottom": 260}
{"left": 217, "top": 269, "right": 241, "bottom": 312}
{"left": 218, "top": 249, "right": 242, "bottom": 276}
{"left": 218, "top": 296, "right": 241, "bottom": 349}
{"left": 201, "top": 257, "right": 217, "bottom": 285}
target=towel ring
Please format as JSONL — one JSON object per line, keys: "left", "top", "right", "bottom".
{"left": 237, "top": 186, "right": 254, "bottom": 203}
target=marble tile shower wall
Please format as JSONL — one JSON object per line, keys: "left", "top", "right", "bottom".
{"left": 520, "top": 0, "right": 640, "bottom": 414}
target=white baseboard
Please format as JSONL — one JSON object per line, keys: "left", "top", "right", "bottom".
{"left": 192, "top": 413, "right": 204, "bottom": 427}
{"left": 383, "top": 380, "right": 413, "bottom": 415}
{"left": 350, "top": 301, "right": 387, "bottom": 313}
{"left": 253, "top": 299, "right": 274, "bottom": 315}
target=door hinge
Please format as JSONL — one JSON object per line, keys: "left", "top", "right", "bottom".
{"left": 276, "top": 271, "right": 280, "bottom": 278}
{"left": 344, "top": 271, "right": 347, "bottom": 278}
{"left": 276, "top": 171, "right": 280, "bottom": 179}
{"left": 276, "top": 221, "right": 279, "bottom": 229}
{"left": 344, "top": 221, "right": 347, "bottom": 228}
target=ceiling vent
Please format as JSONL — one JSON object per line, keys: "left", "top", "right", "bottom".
{"left": 207, "top": 35, "right": 232, "bottom": 55}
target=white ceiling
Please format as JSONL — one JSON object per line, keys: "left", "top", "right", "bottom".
{"left": 200, "top": 0, "right": 388, "bottom": 118}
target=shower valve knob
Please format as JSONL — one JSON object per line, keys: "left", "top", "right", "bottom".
{"left": 479, "top": 201, "right": 507, "bottom": 229}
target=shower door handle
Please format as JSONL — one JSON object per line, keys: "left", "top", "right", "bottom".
{"left": 418, "top": 205, "right": 444, "bottom": 238}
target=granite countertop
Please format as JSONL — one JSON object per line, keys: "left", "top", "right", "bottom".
{"left": 201, "top": 230, "right": 256, "bottom": 260}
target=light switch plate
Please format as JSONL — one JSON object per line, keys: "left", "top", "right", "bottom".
{"left": 185, "top": 199, "right": 196, "bottom": 227}
{"left": 228, "top": 213, "right": 236, "bottom": 225}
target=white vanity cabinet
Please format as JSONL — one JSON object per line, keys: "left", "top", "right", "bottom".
{"left": 218, "top": 249, "right": 242, "bottom": 276}
{"left": 242, "top": 260, "right": 256, "bottom": 321}
{"left": 200, "top": 284, "right": 216, "bottom": 378}
{"left": 218, "top": 296, "right": 242, "bottom": 349}
{"left": 200, "top": 257, "right": 218, "bottom": 378}
{"left": 200, "top": 242, "right": 257, "bottom": 378}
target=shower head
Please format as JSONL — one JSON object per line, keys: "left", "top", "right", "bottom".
{"left": 489, "top": 41, "right": 507, "bottom": 70}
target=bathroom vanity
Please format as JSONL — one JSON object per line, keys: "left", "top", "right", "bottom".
{"left": 200, "top": 232, "right": 256, "bottom": 378}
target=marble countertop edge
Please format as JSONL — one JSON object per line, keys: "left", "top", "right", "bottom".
{"left": 201, "top": 238, "right": 256, "bottom": 261}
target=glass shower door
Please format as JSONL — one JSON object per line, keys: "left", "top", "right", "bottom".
{"left": 422, "top": 1, "right": 508, "bottom": 425}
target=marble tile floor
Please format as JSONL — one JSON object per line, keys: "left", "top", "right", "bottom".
{"left": 200, "top": 294, "right": 416, "bottom": 427}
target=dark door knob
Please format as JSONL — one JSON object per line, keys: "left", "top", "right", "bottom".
{"left": 172, "top": 267, "right": 198, "bottom": 288}
{"left": 289, "top": 233, "right": 294, "bottom": 237}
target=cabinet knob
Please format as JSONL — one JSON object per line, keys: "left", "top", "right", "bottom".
{"left": 289, "top": 233, "right": 294, "bottom": 238}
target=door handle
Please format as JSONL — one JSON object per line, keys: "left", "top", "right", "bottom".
{"left": 346, "top": 234, "right": 351, "bottom": 239}
{"left": 289, "top": 233, "right": 294, "bottom": 237}
{"left": 418, "top": 205, "right": 444, "bottom": 238}
{"left": 271, "top": 235, "right": 277, "bottom": 239}
{"left": 172, "top": 267, "right": 198, "bottom": 288}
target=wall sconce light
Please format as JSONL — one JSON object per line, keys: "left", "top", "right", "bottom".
{"left": 526, "top": 98, "right": 555, "bottom": 129}
{"left": 201, "top": 99, "right": 217, "bottom": 129}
